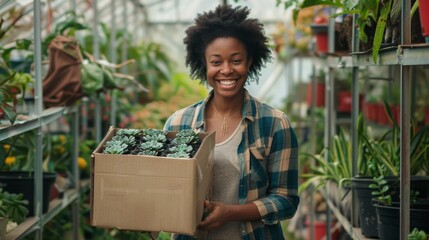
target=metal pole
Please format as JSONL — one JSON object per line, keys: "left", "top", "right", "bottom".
{"left": 93, "top": 0, "right": 102, "bottom": 142}
{"left": 110, "top": 0, "right": 117, "bottom": 127}
{"left": 121, "top": 0, "right": 128, "bottom": 74}
{"left": 71, "top": 110, "right": 80, "bottom": 240}
{"left": 33, "top": 1, "right": 43, "bottom": 239}
{"left": 400, "top": 0, "right": 411, "bottom": 238}
{"left": 351, "top": 12, "right": 360, "bottom": 229}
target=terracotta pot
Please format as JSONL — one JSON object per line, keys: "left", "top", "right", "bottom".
{"left": 306, "top": 83, "right": 325, "bottom": 107}
{"left": 337, "top": 91, "right": 352, "bottom": 113}
{"left": 419, "top": 0, "right": 429, "bottom": 38}
{"left": 364, "top": 102, "right": 378, "bottom": 122}
{"left": 375, "top": 103, "right": 389, "bottom": 125}
{"left": 311, "top": 24, "right": 328, "bottom": 54}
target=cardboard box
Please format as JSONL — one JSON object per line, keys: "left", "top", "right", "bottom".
{"left": 91, "top": 127, "right": 215, "bottom": 234}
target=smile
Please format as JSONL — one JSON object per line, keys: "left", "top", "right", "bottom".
{"left": 218, "top": 80, "right": 237, "bottom": 85}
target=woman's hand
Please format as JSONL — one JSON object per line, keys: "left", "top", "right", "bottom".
{"left": 198, "top": 200, "right": 233, "bottom": 230}
{"left": 198, "top": 200, "right": 261, "bottom": 230}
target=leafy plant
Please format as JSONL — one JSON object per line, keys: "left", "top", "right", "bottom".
{"left": 408, "top": 228, "right": 428, "bottom": 240}
{"left": 369, "top": 175, "right": 392, "bottom": 206}
{"left": 0, "top": 188, "right": 29, "bottom": 224}
{"left": 299, "top": 127, "right": 354, "bottom": 193}
{"left": 360, "top": 101, "right": 429, "bottom": 177}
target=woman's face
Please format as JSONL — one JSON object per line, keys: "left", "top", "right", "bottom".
{"left": 205, "top": 37, "right": 252, "bottom": 98}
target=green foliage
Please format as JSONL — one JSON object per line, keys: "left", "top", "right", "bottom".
{"left": 0, "top": 188, "right": 29, "bottom": 224}
{"left": 408, "top": 228, "right": 428, "bottom": 240}
{"left": 360, "top": 101, "right": 429, "bottom": 177}
{"left": 369, "top": 175, "right": 392, "bottom": 206}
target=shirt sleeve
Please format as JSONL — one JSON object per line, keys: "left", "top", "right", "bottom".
{"left": 253, "top": 113, "right": 300, "bottom": 224}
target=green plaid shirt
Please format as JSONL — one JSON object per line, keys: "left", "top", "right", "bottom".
{"left": 164, "top": 89, "right": 299, "bottom": 240}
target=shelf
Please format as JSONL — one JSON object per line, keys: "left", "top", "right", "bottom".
{"left": 4, "top": 217, "right": 38, "bottom": 240}
{"left": 0, "top": 106, "right": 78, "bottom": 141}
{"left": 42, "top": 188, "right": 79, "bottom": 225}
{"left": 351, "top": 44, "right": 429, "bottom": 66}
{"left": 3, "top": 184, "right": 84, "bottom": 240}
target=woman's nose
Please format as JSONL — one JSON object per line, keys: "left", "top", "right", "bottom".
{"left": 220, "top": 63, "right": 233, "bottom": 74}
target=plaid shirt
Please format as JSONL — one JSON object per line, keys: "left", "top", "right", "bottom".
{"left": 164, "top": 89, "right": 299, "bottom": 240}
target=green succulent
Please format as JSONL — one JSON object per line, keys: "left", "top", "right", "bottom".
{"left": 137, "top": 150, "right": 158, "bottom": 156}
{"left": 117, "top": 129, "right": 142, "bottom": 136}
{"left": 103, "top": 141, "right": 128, "bottom": 154}
{"left": 142, "top": 129, "right": 167, "bottom": 137}
{"left": 169, "top": 144, "right": 192, "bottom": 153}
{"left": 111, "top": 135, "right": 136, "bottom": 146}
{"left": 139, "top": 141, "right": 164, "bottom": 151}
{"left": 143, "top": 133, "right": 167, "bottom": 143}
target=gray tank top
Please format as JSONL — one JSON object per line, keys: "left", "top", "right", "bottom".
{"left": 206, "top": 121, "right": 243, "bottom": 240}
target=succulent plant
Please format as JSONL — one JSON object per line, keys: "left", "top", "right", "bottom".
{"left": 103, "top": 128, "right": 202, "bottom": 158}
{"left": 168, "top": 144, "right": 193, "bottom": 154}
{"left": 116, "top": 129, "right": 142, "bottom": 136}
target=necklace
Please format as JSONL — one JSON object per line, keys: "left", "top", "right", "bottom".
{"left": 211, "top": 101, "right": 242, "bottom": 136}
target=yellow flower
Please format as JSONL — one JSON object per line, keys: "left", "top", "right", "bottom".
{"left": 5, "top": 156, "right": 16, "bottom": 165}
{"left": 59, "top": 135, "right": 66, "bottom": 144}
{"left": 3, "top": 144, "right": 11, "bottom": 151}
{"left": 78, "top": 157, "right": 88, "bottom": 169}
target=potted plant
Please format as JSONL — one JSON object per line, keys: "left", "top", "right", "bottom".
{"left": 0, "top": 188, "right": 29, "bottom": 236}
{"left": 370, "top": 175, "right": 429, "bottom": 239}
{"left": 276, "top": 0, "right": 424, "bottom": 62}
{"left": 0, "top": 130, "right": 57, "bottom": 216}
{"left": 1, "top": 16, "right": 34, "bottom": 124}
{"left": 306, "top": 69, "right": 326, "bottom": 107}
{"left": 358, "top": 102, "right": 429, "bottom": 239}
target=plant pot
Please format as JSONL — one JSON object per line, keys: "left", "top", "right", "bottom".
{"left": 306, "top": 83, "right": 325, "bottom": 107}
{"left": 375, "top": 102, "right": 389, "bottom": 125}
{"left": 363, "top": 102, "right": 378, "bottom": 122}
{"left": 419, "top": 0, "right": 429, "bottom": 41}
{"left": 311, "top": 24, "right": 329, "bottom": 54}
{"left": 0, "top": 171, "right": 57, "bottom": 216}
{"left": 375, "top": 203, "right": 429, "bottom": 240}
{"left": 305, "top": 219, "right": 340, "bottom": 240}
{"left": 0, "top": 217, "right": 7, "bottom": 239}
{"left": 351, "top": 177, "right": 379, "bottom": 238}
{"left": 390, "top": 104, "right": 400, "bottom": 126}
{"left": 337, "top": 91, "right": 352, "bottom": 113}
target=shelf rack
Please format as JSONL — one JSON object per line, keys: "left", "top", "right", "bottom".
{"left": 320, "top": 1, "right": 425, "bottom": 239}
{"left": 1, "top": 0, "right": 146, "bottom": 239}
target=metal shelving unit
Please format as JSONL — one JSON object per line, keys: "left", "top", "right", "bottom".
{"left": 1, "top": 0, "right": 145, "bottom": 238}
{"left": 1, "top": 1, "right": 82, "bottom": 239}
{"left": 321, "top": 1, "right": 426, "bottom": 239}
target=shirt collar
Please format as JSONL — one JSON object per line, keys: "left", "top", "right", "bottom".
{"left": 197, "top": 89, "right": 256, "bottom": 130}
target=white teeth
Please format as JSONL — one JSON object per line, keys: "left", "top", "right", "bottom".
{"left": 219, "top": 80, "right": 235, "bottom": 85}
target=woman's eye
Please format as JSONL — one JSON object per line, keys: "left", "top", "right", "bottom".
{"left": 232, "top": 59, "right": 242, "bottom": 64}
{"left": 211, "top": 61, "right": 220, "bottom": 66}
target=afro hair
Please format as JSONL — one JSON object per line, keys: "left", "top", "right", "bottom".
{"left": 183, "top": 4, "right": 272, "bottom": 84}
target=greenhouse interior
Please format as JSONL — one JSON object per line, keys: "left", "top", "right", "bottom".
{"left": 1, "top": 0, "right": 429, "bottom": 240}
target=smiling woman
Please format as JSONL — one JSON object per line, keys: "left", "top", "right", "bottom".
{"left": 164, "top": 4, "right": 299, "bottom": 240}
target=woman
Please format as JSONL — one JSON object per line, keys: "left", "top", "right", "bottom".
{"left": 164, "top": 4, "right": 299, "bottom": 240}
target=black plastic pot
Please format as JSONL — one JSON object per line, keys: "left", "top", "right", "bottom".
{"left": 375, "top": 203, "right": 429, "bottom": 240}
{"left": 0, "top": 171, "right": 57, "bottom": 216}
{"left": 351, "top": 177, "right": 379, "bottom": 238}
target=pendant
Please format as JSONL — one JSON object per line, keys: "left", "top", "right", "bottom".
{"left": 221, "top": 117, "right": 227, "bottom": 136}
